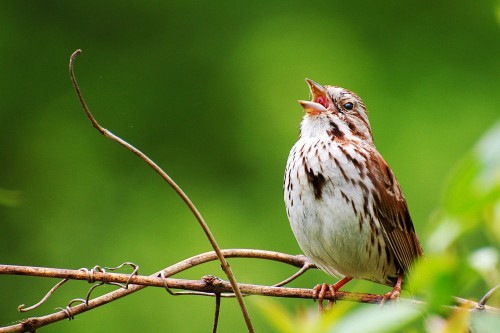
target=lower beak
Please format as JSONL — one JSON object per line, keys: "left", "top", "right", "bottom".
{"left": 298, "top": 100, "right": 328, "bottom": 115}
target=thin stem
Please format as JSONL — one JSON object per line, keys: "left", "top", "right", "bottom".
{"left": 17, "top": 279, "right": 68, "bottom": 312}
{"left": 68, "top": 49, "right": 253, "bottom": 332}
{"left": 213, "top": 293, "right": 221, "bottom": 333}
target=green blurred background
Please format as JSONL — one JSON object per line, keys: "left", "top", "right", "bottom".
{"left": 1, "top": 1, "right": 498, "bottom": 332}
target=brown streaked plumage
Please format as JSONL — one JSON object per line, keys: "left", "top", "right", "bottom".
{"left": 284, "top": 78, "right": 423, "bottom": 310}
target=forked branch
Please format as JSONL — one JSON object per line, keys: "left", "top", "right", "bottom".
{"left": 0, "top": 249, "right": 313, "bottom": 332}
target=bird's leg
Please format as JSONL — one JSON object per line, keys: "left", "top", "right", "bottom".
{"left": 313, "top": 276, "right": 353, "bottom": 312}
{"left": 326, "top": 276, "right": 353, "bottom": 310}
{"left": 381, "top": 274, "right": 403, "bottom": 305}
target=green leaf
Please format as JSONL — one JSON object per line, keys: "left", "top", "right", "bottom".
{"left": 332, "top": 303, "right": 424, "bottom": 333}
{"left": 441, "top": 121, "right": 500, "bottom": 242}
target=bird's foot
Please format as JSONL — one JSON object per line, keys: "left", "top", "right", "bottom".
{"left": 312, "top": 276, "right": 353, "bottom": 312}
{"left": 380, "top": 274, "right": 403, "bottom": 306}
{"left": 312, "top": 283, "right": 334, "bottom": 312}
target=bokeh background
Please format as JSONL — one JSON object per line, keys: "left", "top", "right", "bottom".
{"left": 1, "top": 1, "right": 498, "bottom": 332}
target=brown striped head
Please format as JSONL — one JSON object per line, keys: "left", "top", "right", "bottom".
{"left": 298, "top": 78, "right": 373, "bottom": 142}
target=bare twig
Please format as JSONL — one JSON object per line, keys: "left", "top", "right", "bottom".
{"left": 1, "top": 249, "right": 307, "bottom": 332}
{"left": 475, "top": 284, "right": 499, "bottom": 310}
{"left": 213, "top": 293, "right": 221, "bottom": 333}
{"left": 273, "top": 259, "right": 316, "bottom": 287}
{"left": 1, "top": 249, "right": 499, "bottom": 332}
{"left": 0, "top": 250, "right": 333, "bottom": 333}
{"left": 68, "top": 49, "right": 253, "bottom": 332}
{"left": 17, "top": 279, "right": 69, "bottom": 312}
{"left": 80, "top": 263, "right": 139, "bottom": 305}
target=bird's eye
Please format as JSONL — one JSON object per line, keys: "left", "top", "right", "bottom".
{"left": 344, "top": 102, "right": 354, "bottom": 110}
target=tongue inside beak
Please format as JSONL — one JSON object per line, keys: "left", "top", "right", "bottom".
{"left": 298, "top": 78, "right": 329, "bottom": 115}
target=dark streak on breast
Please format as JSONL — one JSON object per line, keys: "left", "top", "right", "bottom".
{"left": 340, "top": 190, "right": 350, "bottom": 204}
{"left": 304, "top": 163, "right": 326, "bottom": 200}
{"left": 358, "top": 179, "right": 370, "bottom": 196}
{"left": 334, "top": 157, "right": 349, "bottom": 181}
{"left": 351, "top": 201, "right": 358, "bottom": 215}
{"left": 337, "top": 145, "right": 350, "bottom": 161}
{"left": 328, "top": 121, "right": 344, "bottom": 139}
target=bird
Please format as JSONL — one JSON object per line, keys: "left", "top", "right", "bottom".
{"left": 284, "top": 78, "right": 423, "bottom": 310}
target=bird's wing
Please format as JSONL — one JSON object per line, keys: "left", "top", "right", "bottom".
{"left": 369, "top": 152, "right": 423, "bottom": 273}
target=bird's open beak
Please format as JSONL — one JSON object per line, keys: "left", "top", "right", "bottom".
{"left": 298, "top": 78, "right": 329, "bottom": 115}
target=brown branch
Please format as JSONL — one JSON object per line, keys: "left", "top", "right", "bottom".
{"left": 0, "top": 249, "right": 308, "bottom": 332}
{"left": 68, "top": 49, "right": 253, "bottom": 332}
{"left": 1, "top": 249, "right": 499, "bottom": 332}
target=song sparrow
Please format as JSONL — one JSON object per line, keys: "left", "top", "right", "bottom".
{"left": 284, "top": 79, "right": 423, "bottom": 310}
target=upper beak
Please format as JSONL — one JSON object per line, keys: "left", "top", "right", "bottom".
{"left": 298, "top": 78, "right": 329, "bottom": 115}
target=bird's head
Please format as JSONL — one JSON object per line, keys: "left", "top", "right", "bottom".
{"left": 298, "top": 78, "right": 373, "bottom": 142}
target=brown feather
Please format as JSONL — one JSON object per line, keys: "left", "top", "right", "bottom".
{"left": 369, "top": 152, "right": 423, "bottom": 274}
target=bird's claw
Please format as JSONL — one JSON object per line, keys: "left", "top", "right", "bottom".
{"left": 380, "top": 283, "right": 401, "bottom": 306}
{"left": 312, "top": 283, "right": 336, "bottom": 312}
{"left": 312, "top": 277, "right": 353, "bottom": 312}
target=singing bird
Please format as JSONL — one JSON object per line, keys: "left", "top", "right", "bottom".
{"left": 284, "top": 79, "right": 423, "bottom": 309}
